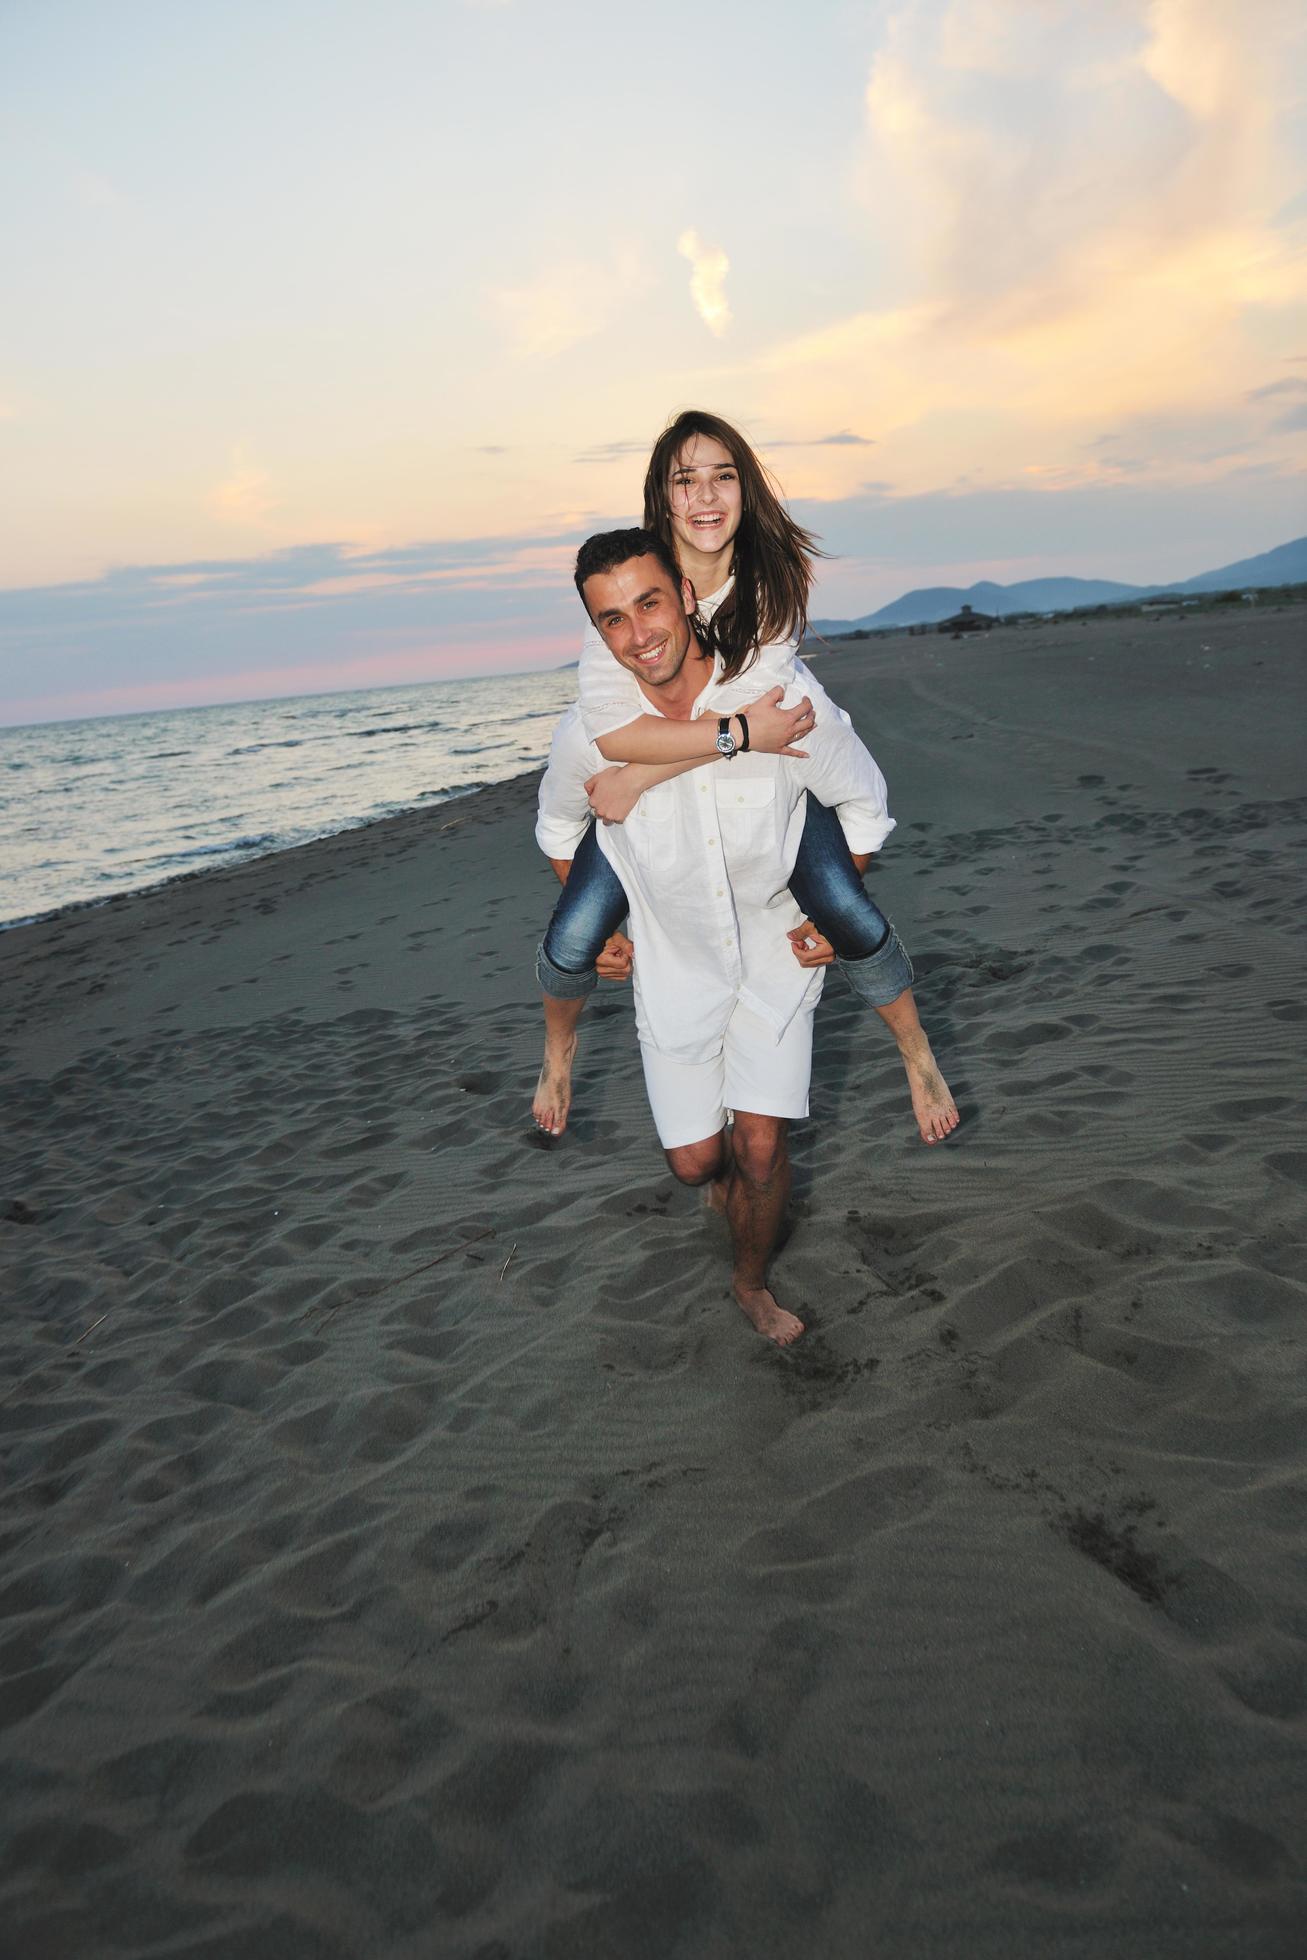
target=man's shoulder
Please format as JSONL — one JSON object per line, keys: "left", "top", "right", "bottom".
{"left": 542, "top": 700, "right": 598, "bottom": 778}
{"left": 548, "top": 700, "right": 589, "bottom": 750}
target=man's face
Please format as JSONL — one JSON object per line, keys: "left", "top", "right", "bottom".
{"left": 582, "top": 554, "right": 697, "bottom": 690}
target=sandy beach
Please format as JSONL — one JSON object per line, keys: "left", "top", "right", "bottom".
{"left": 3, "top": 603, "right": 1305, "bottom": 1957}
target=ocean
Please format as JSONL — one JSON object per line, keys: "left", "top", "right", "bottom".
{"left": 0, "top": 667, "right": 578, "bottom": 929}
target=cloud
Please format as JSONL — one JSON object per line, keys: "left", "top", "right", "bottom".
{"left": 858, "top": 0, "right": 1306, "bottom": 330}
{"left": 573, "top": 438, "right": 650, "bottom": 465}
{"left": 1247, "top": 378, "right": 1307, "bottom": 400}
{"left": 677, "top": 229, "right": 731, "bottom": 336}
{"left": 767, "top": 431, "right": 877, "bottom": 449}
{"left": 211, "top": 448, "right": 280, "bottom": 527}
{"left": 72, "top": 168, "right": 126, "bottom": 211}
{"left": 492, "top": 249, "right": 651, "bottom": 360}
{"left": 1273, "top": 405, "right": 1307, "bottom": 433}
{"left": 745, "top": 1, "right": 1307, "bottom": 500}
{"left": 0, "top": 529, "right": 606, "bottom": 721}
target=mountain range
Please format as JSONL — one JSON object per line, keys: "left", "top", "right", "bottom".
{"left": 810, "top": 535, "right": 1307, "bottom": 633}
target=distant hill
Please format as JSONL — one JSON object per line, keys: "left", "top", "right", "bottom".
{"left": 1170, "top": 536, "right": 1307, "bottom": 595}
{"left": 810, "top": 535, "right": 1307, "bottom": 633}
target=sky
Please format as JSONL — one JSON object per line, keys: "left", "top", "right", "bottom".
{"left": 1, "top": 0, "right": 1304, "bottom": 725}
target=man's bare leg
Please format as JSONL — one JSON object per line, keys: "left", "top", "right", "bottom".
{"left": 532, "top": 994, "right": 585, "bottom": 1137}
{"left": 722, "top": 1113, "right": 803, "bottom": 1346}
{"left": 666, "top": 1121, "right": 802, "bottom": 1345}
{"left": 874, "top": 990, "right": 959, "bottom": 1145}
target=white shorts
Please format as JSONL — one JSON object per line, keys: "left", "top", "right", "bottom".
{"left": 639, "top": 997, "right": 816, "bottom": 1150}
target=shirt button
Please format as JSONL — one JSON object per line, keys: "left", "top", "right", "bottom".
{"left": 716, "top": 887, "right": 724, "bottom": 897}
{"left": 706, "top": 836, "right": 716, "bottom": 845}
{"left": 700, "top": 784, "right": 707, "bottom": 793}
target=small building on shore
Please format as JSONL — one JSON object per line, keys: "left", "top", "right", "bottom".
{"left": 938, "top": 604, "right": 995, "bottom": 635}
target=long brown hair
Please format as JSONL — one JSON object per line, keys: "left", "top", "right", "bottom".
{"left": 642, "top": 410, "right": 825, "bottom": 683}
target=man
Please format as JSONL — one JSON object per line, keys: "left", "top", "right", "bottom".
{"left": 535, "top": 528, "right": 956, "bottom": 1346}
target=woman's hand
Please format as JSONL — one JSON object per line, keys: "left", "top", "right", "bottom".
{"left": 787, "top": 921, "right": 836, "bottom": 968}
{"left": 738, "top": 686, "right": 815, "bottom": 757}
{"left": 596, "top": 931, "right": 633, "bottom": 981}
{"left": 584, "top": 766, "right": 650, "bottom": 825}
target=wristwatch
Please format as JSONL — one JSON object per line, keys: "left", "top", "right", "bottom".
{"left": 715, "top": 717, "right": 739, "bottom": 760}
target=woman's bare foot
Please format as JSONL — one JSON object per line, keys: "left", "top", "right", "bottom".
{"left": 532, "top": 1031, "right": 577, "bottom": 1136}
{"left": 899, "top": 1036, "right": 959, "bottom": 1144}
{"left": 733, "top": 1280, "right": 804, "bottom": 1346}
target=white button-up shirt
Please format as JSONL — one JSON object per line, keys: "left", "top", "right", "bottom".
{"left": 536, "top": 657, "right": 896, "bottom": 1064}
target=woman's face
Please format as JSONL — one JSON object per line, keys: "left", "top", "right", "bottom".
{"left": 666, "top": 434, "right": 743, "bottom": 564}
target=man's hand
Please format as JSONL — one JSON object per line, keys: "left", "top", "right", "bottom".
{"left": 739, "top": 685, "right": 816, "bottom": 758}
{"left": 584, "top": 767, "right": 645, "bottom": 825}
{"left": 787, "top": 921, "right": 835, "bottom": 968}
{"left": 596, "top": 931, "right": 634, "bottom": 981}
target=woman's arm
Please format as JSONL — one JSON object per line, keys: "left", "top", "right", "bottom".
{"left": 585, "top": 756, "right": 709, "bottom": 824}
{"left": 594, "top": 687, "right": 813, "bottom": 764}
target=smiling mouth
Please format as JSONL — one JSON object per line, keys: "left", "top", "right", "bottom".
{"left": 690, "top": 513, "right": 724, "bottom": 530}
{"left": 632, "top": 638, "right": 669, "bottom": 664}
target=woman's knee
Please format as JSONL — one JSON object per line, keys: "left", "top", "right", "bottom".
{"left": 820, "top": 891, "right": 890, "bottom": 960}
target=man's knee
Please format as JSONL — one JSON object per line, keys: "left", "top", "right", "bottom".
{"left": 730, "top": 1115, "right": 788, "bottom": 1187}
{"left": 665, "top": 1131, "right": 727, "bottom": 1186}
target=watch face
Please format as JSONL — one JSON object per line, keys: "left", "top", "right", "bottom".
{"left": 715, "top": 732, "right": 736, "bottom": 756}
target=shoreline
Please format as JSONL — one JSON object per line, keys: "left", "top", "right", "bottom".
{"left": 0, "top": 765, "right": 547, "bottom": 938}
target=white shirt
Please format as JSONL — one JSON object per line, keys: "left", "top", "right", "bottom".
{"left": 576, "top": 575, "right": 797, "bottom": 743}
{"left": 536, "top": 656, "right": 896, "bottom": 1063}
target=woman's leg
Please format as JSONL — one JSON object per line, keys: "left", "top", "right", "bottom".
{"left": 787, "top": 793, "right": 914, "bottom": 1000}
{"left": 788, "top": 794, "right": 959, "bottom": 1144}
{"left": 533, "top": 823, "right": 631, "bottom": 1137}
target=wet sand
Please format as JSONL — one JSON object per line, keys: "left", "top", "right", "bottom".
{"left": 3, "top": 603, "right": 1304, "bottom": 1956}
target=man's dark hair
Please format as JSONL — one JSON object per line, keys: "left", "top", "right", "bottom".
{"left": 574, "top": 527, "right": 683, "bottom": 615}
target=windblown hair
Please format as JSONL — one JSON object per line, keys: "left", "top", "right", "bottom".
{"left": 574, "top": 527, "right": 684, "bottom": 614}
{"left": 642, "top": 410, "right": 825, "bottom": 683}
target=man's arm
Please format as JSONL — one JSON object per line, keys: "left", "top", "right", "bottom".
{"left": 535, "top": 715, "right": 633, "bottom": 982}
{"left": 535, "top": 707, "right": 599, "bottom": 862}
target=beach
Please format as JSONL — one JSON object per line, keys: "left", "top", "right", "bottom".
{"left": 3, "top": 603, "right": 1305, "bottom": 1956}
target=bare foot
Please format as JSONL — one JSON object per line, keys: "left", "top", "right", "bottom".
{"left": 900, "top": 1039, "right": 959, "bottom": 1145}
{"left": 532, "top": 1032, "right": 577, "bottom": 1137}
{"left": 732, "top": 1280, "right": 805, "bottom": 1346}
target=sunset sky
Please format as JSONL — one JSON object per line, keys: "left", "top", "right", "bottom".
{"left": 2, "top": 0, "right": 1304, "bottom": 724}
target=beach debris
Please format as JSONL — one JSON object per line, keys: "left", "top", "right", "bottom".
{"left": 0, "top": 1310, "right": 111, "bottom": 1410}
{"left": 304, "top": 1225, "right": 496, "bottom": 1329}
{"left": 498, "top": 1244, "right": 517, "bottom": 1283}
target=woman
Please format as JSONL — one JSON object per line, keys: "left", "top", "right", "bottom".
{"left": 532, "top": 410, "right": 958, "bottom": 1147}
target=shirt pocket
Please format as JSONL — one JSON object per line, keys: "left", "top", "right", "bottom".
{"left": 718, "top": 776, "right": 779, "bottom": 850}
{"left": 633, "top": 782, "right": 676, "bottom": 822}
{"left": 720, "top": 778, "right": 776, "bottom": 817}
{"left": 625, "top": 781, "right": 677, "bottom": 860}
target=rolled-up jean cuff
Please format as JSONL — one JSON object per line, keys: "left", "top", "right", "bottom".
{"left": 536, "top": 940, "right": 599, "bottom": 1001}
{"left": 838, "top": 923, "right": 914, "bottom": 1007}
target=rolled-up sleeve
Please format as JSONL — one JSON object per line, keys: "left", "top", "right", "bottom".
{"left": 535, "top": 707, "right": 599, "bottom": 860}
{"left": 788, "top": 665, "right": 896, "bottom": 854}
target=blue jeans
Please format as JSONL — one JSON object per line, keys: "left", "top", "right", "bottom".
{"left": 537, "top": 791, "right": 914, "bottom": 1008}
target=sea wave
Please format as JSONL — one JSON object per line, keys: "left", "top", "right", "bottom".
{"left": 138, "top": 832, "right": 281, "bottom": 870}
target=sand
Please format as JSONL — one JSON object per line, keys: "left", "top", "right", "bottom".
{"left": 2, "top": 603, "right": 1305, "bottom": 1957}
